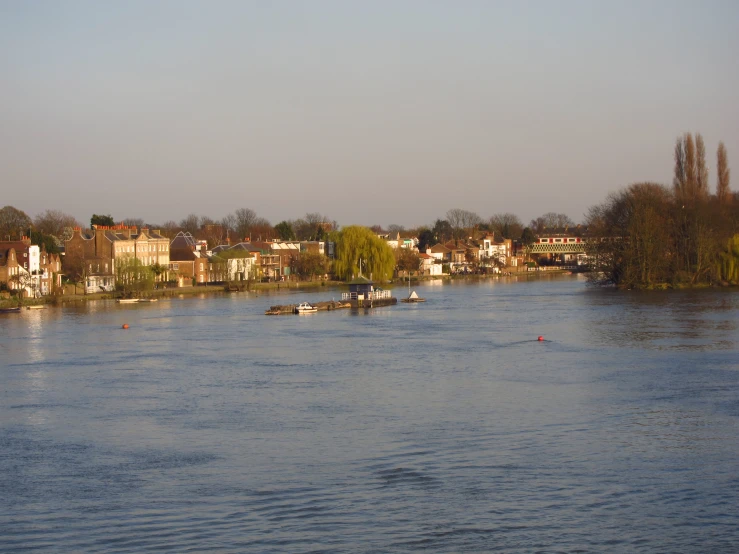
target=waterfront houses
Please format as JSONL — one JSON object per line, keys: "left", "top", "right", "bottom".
{"left": 64, "top": 225, "right": 170, "bottom": 293}
{"left": 0, "top": 237, "right": 62, "bottom": 297}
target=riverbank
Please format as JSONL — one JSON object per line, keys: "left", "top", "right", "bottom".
{"left": 0, "top": 270, "right": 579, "bottom": 310}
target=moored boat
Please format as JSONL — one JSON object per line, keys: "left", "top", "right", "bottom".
{"left": 294, "top": 302, "right": 318, "bottom": 314}
{"left": 0, "top": 306, "right": 22, "bottom": 313}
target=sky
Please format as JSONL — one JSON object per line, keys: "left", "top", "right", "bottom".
{"left": 1, "top": 0, "right": 738, "bottom": 229}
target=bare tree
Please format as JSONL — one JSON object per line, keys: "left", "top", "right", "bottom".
{"left": 220, "top": 213, "right": 237, "bottom": 242}
{"left": 529, "top": 212, "right": 574, "bottom": 232}
{"left": 695, "top": 133, "right": 709, "bottom": 198}
{"left": 179, "top": 214, "right": 200, "bottom": 235}
{"left": 122, "top": 218, "right": 145, "bottom": 228}
{"left": 674, "top": 137, "right": 686, "bottom": 198}
{"left": 717, "top": 141, "right": 731, "bottom": 203}
{"left": 233, "top": 208, "right": 258, "bottom": 241}
{"left": 684, "top": 132, "right": 697, "bottom": 199}
{"left": 446, "top": 209, "right": 481, "bottom": 239}
{"left": 489, "top": 213, "right": 523, "bottom": 239}
{"left": 33, "top": 209, "right": 81, "bottom": 238}
{"left": 159, "top": 221, "right": 180, "bottom": 239}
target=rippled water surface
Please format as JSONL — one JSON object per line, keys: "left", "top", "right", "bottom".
{"left": 1, "top": 276, "right": 738, "bottom": 552}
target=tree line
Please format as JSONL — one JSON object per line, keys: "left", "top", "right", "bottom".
{"left": 587, "top": 133, "right": 737, "bottom": 288}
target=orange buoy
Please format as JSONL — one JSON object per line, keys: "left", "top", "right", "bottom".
{"left": 538, "top": 336, "right": 544, "bottom": 341}
{"left": 122, "top": 324, "right": 129, "bottom": 329}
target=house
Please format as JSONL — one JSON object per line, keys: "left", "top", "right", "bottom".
{"left": 383, "top": 232, "right": 419, "bottom": 251}
{"left": 251, "top": 241, "right": 301, "bottom": 280}
{"left": 429, "top": 243, "right": 452, "bottom": 263}
{"left": 419, "top": 253, "right": 442, "bottom": 276}
{"left": 0, "top": 237, "right": 61, "bottom": 297}
{"left": 169, "top": 232, "right": 209, "bottom": 286}
{"left": 64, "top": 225, "right": 171, "bottom": 293}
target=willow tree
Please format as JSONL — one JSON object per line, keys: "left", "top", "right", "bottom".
{"left": 716, "top": 235, "right": 739, "bottom": 284}
{"left": 333, "top": 226, "right": 395, "bottom": 281}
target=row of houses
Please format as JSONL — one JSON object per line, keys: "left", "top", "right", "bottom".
{"left": 2, "top": 224, "right": 589, "bottom": 297}
{"left": 0, "top": 237, "right": 62, "bottom": 298}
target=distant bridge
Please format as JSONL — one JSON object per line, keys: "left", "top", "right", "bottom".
{"left": 528, "top": 235, "right": 589, "bottom": 256}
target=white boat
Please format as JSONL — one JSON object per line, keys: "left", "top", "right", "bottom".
{"left": 117, "top": 298, "right": 140, "bottom": 303}
{"left": 294, "top": 302, "right": 318, "bottom": 314}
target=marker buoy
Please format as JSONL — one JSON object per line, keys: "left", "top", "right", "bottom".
{"left": 122, "top": 324, "right": 129, "bottom": 329}
{"left": 537, "top": 336, "right": 544, "bottom": 341}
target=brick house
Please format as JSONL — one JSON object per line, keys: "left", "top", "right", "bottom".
{"left": 64, "top": 225, "right": 171, "bottom": 293}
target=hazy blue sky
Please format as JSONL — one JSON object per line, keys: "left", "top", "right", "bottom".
{"left": 2, "top": 0, "right": 738, "bottom": 229}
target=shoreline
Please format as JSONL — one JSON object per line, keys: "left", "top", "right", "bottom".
{"left": 0, "top": 270, "right": 583, "bottom": 310}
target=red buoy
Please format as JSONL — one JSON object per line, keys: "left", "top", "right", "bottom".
{"left": 122, "top": 324, "right": 129, "bottom": 329}
{"left": 538, "top": 336, "right": 544, "bottom": 341}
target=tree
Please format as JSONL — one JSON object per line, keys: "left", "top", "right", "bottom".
{"left": 529, "top": 212, "right": 574, "bottom": 232}
{"left": 8, "top": 271, "right": 33, "bottom": 302}
{"left": 387, "top": 224, "right": 405, "bottom": 235}
{"left": 233, "top": 208, "right": 258, "bottom": 240}
{"left": 274, "top": 221, "right": 296, "bottom": 241}
{"left": 673, "top": 136, "right": 686, "bottom": 198}
{"left": 90, "top": 214, "right": 115, "bottom": 227}
{"left": 717, "top": 141, "right": 731, "bottom": 204}
{"left": 122, "top": 217, "right": 145, "bottom": 228}
{"left": 159, "top": 221, "right": 180, "bottom": 239}
{"left": 179, "top": 214, "right": 200, "bottom": 235}
{"left": 220, "top": 214, "right": 237, "bottom": 241}
{"left": 0, "top": 206, "right": 32, "bottom": 241}
{"left": 586, "top": 183, "right": 676, "bottom": 287}
{"left": 333, "top": 226, "right": 395, "bottom": 281}
{"left": 115, "top": 257, "right": 154, "bottom": 297}
{"left": 520, "top": 227, "right": 536, "bottom": 261}
{"left": 716, "top": 234, "right": 739, "bottom": 284}
{"left": 250, "top": 218, "right": 274, "bottom": 241}
{"left": 489, "top": 213, "right": 523, "bottom": 239}
{"left": 684, "top": 133, "right": 697, "bottom": 199}
{"left": 394, "top": 247, "right": 420, "bottom": 274}
{"left": 696, "top": 133, "right": 709, "bottom": 198}
{"left": 432, "top": 219, "right": 453, "bottom": 243}
{"left": 33, "top": 209, "right": 80, "bottom": 239}
{"left": 294, "top": 251, "right": 328, "bottom": 280}
{"left": 417, "top": 228, "right": 435, "bottom": 252}
{"left": 30, "top": 230, "right": 61, "bottom": 254}
{"left": 294, "top": 212, "right": 334, "bottom": 241}
{"left": 446, "top": 208, "right": 481, "bottom": 239}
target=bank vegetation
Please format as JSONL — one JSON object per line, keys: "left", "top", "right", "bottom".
{"left": 587, "top": 134, "right": 738, "bottom": 289}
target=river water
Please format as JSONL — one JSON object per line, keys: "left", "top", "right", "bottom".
{"left": 1, "top": 275, "right": 738, "bottom": 553}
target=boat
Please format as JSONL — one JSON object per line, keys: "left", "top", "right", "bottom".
{"left": 294, "top": 302, "right": 318, "bottom": 314}
{"left": 401, "top": 290, "right": 426, "bottom": 303}
{"left": 138, "top": 298, "right": 158, "bottom": 303}
{"left": 0, "top": 306, "right": 22, "bottom": 313}
{"left": 26, "top": 305, "right": 46, "bottom": 310}
{"left": 117, "top": 298, "right": 140, "bottom": 303}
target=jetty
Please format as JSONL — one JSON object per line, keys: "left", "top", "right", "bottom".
{"left": 265, "top": 276, "right": 398, "bottom": 315}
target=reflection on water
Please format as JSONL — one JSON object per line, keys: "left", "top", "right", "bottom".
{"left": 0, "top": 277, "right": 738, "bottom": 552}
